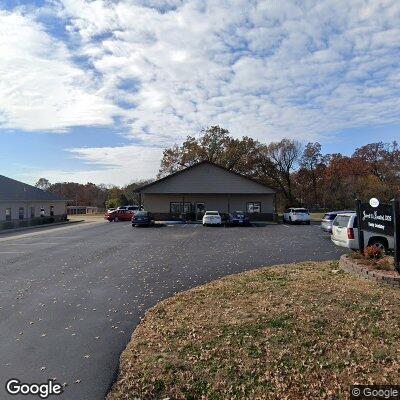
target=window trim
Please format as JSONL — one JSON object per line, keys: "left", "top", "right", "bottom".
{"left": 5, "top": 208, "right": 12, "bottom": 221}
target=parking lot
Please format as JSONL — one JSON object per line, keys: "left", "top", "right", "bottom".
{"left": 0, "top": 221, "right": 348, "bottom": 399}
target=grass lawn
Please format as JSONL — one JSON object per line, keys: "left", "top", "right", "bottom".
{"left": 68, "top": 213, "right": 105, "bottom": 222}
{"left": 107, "top": 262, "right": 400, "bottom": 400}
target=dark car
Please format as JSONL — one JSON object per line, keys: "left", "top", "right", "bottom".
{"left": 132, "top": 211, "right": 155, "bottom": 227}
{"left": 226, "top": 211, "right": 251, "bottom": 226}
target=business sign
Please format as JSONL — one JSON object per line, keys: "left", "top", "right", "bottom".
{"left": 360, "top": 202, "right": 394, "bottom": 236}
{"left": 369, "top": 197, "right": 379, "bottom": 208}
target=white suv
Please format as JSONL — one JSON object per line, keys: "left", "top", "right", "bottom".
{"left": 331, "top": 212, "right": 394, "bottom": 251}
{"left": 202, "top": 211, "right": 222, "bottom": 226}
{"left": 283, "top": 208, "right": 311, "bottom": 225}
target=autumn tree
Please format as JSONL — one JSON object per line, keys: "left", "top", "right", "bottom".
{"left": 158, "top": 125, "right": 259, "bottom": 177}
{"left": 298, "top": 142, "right": 325, "bottom": 207}
{"left": 255, "top": 139, "right": 302, "bottom": 206}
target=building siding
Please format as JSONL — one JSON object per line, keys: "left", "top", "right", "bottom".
{"left": 143, "top": 193, "right": 275, "bottom": 220}
{"left": 0, "top": 201, "right": 66, "bottom": 222}
{"left": 143, "top": 163, "right": 274, "bottom": 194}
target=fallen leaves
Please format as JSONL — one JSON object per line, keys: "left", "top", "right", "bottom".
{"left": 107, "top": 262, "right": 400, "bottom": 400}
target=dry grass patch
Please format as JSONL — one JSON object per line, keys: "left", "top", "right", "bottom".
{"left": 108, "top": 262, "right": 400, "bottom": 400}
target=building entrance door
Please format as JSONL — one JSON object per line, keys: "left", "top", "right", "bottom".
{"left": 195, "top": 203, "right": 205, "bottom": 221}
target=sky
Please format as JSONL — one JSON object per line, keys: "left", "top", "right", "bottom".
{"left": 0, "top": 0, "right": 400, "bottom": 186}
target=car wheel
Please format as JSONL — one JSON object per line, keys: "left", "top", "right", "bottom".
{"left": 369, "top": 238, "right": 387, "bottom": 252}
{"left": 288, "top": 217, "right": 292, "bottom": 224}
{"left": 115, "top": 217, "right": 119, "bottom": 222}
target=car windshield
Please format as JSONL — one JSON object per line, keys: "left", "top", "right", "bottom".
{"left": 294, "top": 209, "right": 309, "bottom": 214}
{"left": 333, "top": 215, "right": 351, "bottom": 227}
{"left": 233, "top": 213, "right": 245, "bottom": 217}
{"left": 323, "top": 213, "right": 336, "bottom": 220}
{"left": 205, "top": 211, "right": 219, "bottom": 215}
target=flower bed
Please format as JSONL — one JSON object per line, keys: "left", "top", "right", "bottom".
{"left": 340, "top": 254, "right": 400, "bottom": 289}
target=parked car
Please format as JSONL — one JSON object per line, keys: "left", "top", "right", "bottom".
{"left": 105, "top": 209, "right": 134, "bottom": 222}
{"left": 104, "top": 210, "right": 117, "bottom": 222}
{"left": 283, "top": 208, "right": 311, "bottom": 224}
{"left": 321, "top": 211, "right": 353, "bottom": 233}
{"left": 202, "top": 211, "right": 222, "bottom": 226}
{"left": 331, "top": 212, "right": 394, "bottom": 251}
{"left": 226, "top": 211, "right": 251, "bottom": 226}
{"left": 117, "top": 205, "right": 140, "bottom": 211}
{"left": 132, "top": 211, "right": 155, "bottom": 227}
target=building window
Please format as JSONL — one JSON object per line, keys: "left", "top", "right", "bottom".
{"left": 50, "top": 206, "right": 54, "bottom": 216}
{"left": 19, "top": 207, "right": 24, "bottom": 220}
{"left": 40, "top": 207, "right": 45, "bottom": 217}
{"left": 170, "top": 202, "right": 181, "bottom": 214}
{"left": 170, "top": 202, "right": 192, "bottom": 214}
{"left": 5, "top": 208, "right": 11, "bottom": 221}
{"left": 30, "top": 206, "right": 35, "bottom": 218}
{"left": 247, "top": 202, "right": 261, "bottom": 213}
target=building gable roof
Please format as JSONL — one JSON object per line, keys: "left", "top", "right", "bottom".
{"left": 0, "top": 175, "right": 65, "bottom": 202}
{"left": 135, "top": 161, "right": 275, "bottom": 194}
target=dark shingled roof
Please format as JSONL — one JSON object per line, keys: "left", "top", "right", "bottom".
{"left": 0, "top": 175, "right": 65, "bottom": 202}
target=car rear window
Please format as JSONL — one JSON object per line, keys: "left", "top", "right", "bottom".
{"left": 333, "top": 215, "right": 351, "bottom": 227}
{"left": 135, "top": 211, "right": 148, "bottom": 216}
{"left": 294, "top": 209, "right": 309, "bottom": 214}
{"left": 206, "top": 211, "right": 219, "bottom": 215}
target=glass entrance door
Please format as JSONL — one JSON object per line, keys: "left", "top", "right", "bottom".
{"left": 195, "top": 203, "right": 205, "bottom": 221}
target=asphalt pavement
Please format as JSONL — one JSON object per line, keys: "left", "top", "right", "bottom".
{"left": 0, "top": 220, "right": 348, "bottom": 399}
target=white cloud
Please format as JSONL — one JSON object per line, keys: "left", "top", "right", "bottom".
{"left": 0, "top": 10, "right": 119, "bottom": 131}
{"left": 2, "top": 0, "right": 400, "bottom": 182}
{"left": 49, "top": 0, "right": 400, "bottom": 144}
{"left": 18, "top": 145, "right": 163, "bottom": 186}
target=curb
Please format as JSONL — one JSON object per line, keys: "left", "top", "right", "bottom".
{"left": 0, "top": 220, "right": 85, "bottom": 235}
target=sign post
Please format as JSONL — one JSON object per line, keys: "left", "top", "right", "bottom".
{"left": 392, "top": 199, "right": 400, "bottom": 273}
{"left": 356, "top": 199, "right": 364, "bottom": 254}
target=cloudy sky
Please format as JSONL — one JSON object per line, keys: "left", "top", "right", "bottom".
{"left": 1, "top": 0, "right": 400, "bottom": 186}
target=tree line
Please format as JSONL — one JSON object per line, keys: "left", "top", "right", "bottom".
{"left": 36, "top": 125, "right": 400, "bottom": 211}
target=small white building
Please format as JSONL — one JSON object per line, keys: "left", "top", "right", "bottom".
{"left": 67, "top": 206, "right": 99, "bottom": 215}
{"left": 0, "top": 175, "right": 67, "bottom": 229}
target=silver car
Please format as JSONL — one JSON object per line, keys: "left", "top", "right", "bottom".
{"left": 321, "top": 211, "right": 353, "bottom": 233}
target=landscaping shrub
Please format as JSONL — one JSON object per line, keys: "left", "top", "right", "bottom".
{"left": 364, "top": 245, "right": 384, "bottom": 260}
{"left": 375, "top": 257, "right": 395, "bottom": 271}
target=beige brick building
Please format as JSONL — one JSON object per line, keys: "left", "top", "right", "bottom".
{"left": 0, "top": 175, "right": 67, "bottom": 229}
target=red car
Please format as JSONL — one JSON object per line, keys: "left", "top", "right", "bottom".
{"left": 104, "top": 209, "right": 134, "bottom": 222}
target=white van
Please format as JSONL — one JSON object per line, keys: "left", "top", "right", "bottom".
{"left": 331, "top": 212, "right": 394, "bottom": 251}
